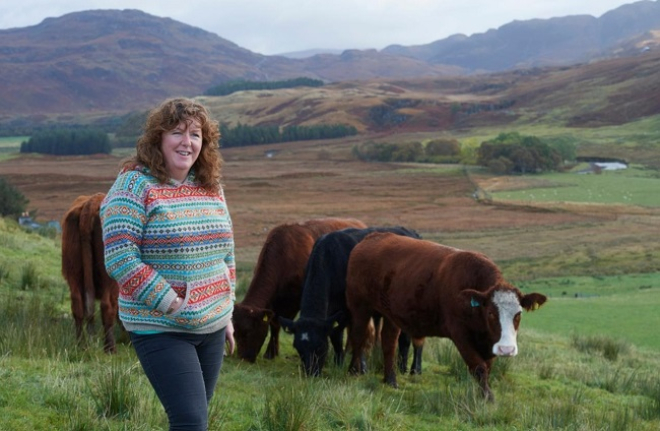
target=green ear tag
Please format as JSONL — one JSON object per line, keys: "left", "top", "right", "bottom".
{"left": 471, "top": 297, "right": 480, "bottom": 308}
{"left": 262, "top": 315, "right": 269, "bottom": 322}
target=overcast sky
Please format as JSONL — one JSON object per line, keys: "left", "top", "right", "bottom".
{"left": 0, "top": 0, "right": 641, "bottom": 55}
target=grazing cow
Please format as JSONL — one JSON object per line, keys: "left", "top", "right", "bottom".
{"left": 233, "top": 217, "right": 367, "bottom": 362}
{"left": 346, "top": 232, "right": 547, "bottom": 401}
{"left": 61, "top": 193, "right": 119, "bottom": 353}
{"left": 279, "top": 226, "right": 423, "bottom": 377}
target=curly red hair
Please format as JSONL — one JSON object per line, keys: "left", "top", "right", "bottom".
{"left": 123, "top": 98, "right": 222, "bottom": 193}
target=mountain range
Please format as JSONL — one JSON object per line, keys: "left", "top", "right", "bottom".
{"left": 1, "top": 1, "right": 660, "bottom": 127}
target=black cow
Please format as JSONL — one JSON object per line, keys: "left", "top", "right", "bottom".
{"left": 279, "top": 226, "right": 423, "bottom": 376}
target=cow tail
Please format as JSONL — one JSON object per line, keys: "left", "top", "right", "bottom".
{"left": 79, "top": 197, "right": 97, "bottom": 321}
{"left": 62, "top": 197, "right": 87, "bottom": 321}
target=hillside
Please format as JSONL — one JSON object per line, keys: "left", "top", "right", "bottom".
{"left": 383, "top": 0, "right": 660, "bottom": 71}
{"left": 193, "top": 49, "right": 660, "bottom": 139}
{"left": 0, "top": 9, "right": 452, "bottom": 121}
{"left": 2, "top": 2, "right": 660, "bottom": 127}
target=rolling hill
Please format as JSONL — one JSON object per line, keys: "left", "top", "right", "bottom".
{"left": 1, "top": 1, "right": 660, "bottom": 130}
{"left": 195, "top": 48, "right": 660, "bottom": 137}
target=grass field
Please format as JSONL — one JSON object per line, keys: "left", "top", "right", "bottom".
{"left": 520, "top": 273, "right": 660, "bottom": 350}
{"left": 1, "top": 126, "right": 660, "bottom": 429}
{"left": 488, "top": 166, "right": 660, "bottom": 207}
{"left": 0, "top": 136, "right": 25, "bottom": 160}
{"left": 0, "top": 136, "right": 26, "bottom": 147}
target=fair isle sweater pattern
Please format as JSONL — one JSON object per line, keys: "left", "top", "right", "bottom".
{"left": 101, "top": 168, "right": 236, "bottom": 334}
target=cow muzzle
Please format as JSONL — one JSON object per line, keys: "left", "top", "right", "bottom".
{"left": 494, "top": 344, "right": 517, "bottom": 356}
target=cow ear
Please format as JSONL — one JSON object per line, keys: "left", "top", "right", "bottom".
{"left": 521, "top": 293, "right": 548, "bottom": 311}
{"left": 263, "top": 309, "right": 275, "bottom": 323}
{"left": 461, "top": 290, "right": 487, "bottom": 309}
{"left": 279, "top": 316, "right": 296, "bottom": 334}
{"left": 325, "top": 310, "right": 344, "bottom": 329}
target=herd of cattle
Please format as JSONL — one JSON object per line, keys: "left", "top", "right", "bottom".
{"left": 61, "top": 194, "right": 547, "bottom": 401}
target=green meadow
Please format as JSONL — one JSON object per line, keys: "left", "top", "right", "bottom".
{"left": 0, "top": 136, "right": 26, "bottom": 152}
{"left": 2, "top": 203, "right": 660, "bottom": 429}
{"left": 519, "top": 274, "right": 660, "bottom": 351}
{"left": 491, "top": 166, "right": 660, "bottom": 207}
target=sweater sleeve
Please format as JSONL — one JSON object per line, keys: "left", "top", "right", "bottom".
{"left": 100, "top": 171, "right": 179, "bottom": 314}
{"left": 220, "top": 186, "right": 237, "bottom": 301}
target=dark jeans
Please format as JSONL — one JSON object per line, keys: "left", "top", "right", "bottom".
{"left": 129, "top": 329, "right": 226, "bottom": 431}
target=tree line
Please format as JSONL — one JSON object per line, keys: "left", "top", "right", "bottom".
{"left": 20, "top": 128, "right": 111, "bottom": 155}
{"left": 220, "top": 123, "right": 357, "bottom": 148}
{"left": 353, "top": 138, "right": 462, "bottom": 163}
{"left": 477, "top": 132, "right": 573, "bottom": 174}
{"left": 205, "top": 77, "right": 324, "bottom": 97}
{"left": 353, "top": 132, "right": 576, "bottom": 174}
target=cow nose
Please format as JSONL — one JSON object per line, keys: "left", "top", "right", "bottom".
{"left": 497, "top": 345, "right": 516, "bottom": 356}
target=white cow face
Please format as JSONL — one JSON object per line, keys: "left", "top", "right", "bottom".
{"left": 491, "top": 290, "right": 523, "bottom": 356}
{"left": 464, "top": 287, "right": 547, "bottom": 357}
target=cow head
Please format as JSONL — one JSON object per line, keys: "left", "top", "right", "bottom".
{"left": 279, "top": 313, "right": 340, "bottom": 376}
{"left": 461, "top": 286, "right": 547, "bottom": 357}
{"left": 280, "top": 317, "right": 331, "bottom": 376}
{"left": 232, "top": 303, "right": 274, "bottom": 362}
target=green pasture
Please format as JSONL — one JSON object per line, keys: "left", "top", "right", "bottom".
{"left": 519, "top": 273, "right": 660, "bottom": 351}
{"left": 490, "top": 165, "right": 660, "bottom": 207}
{"left": 3, "top": 216, "right": 660, "bottom": 429}
{"left": 0, "top": 136, "right": 26, "bottom": 148}
{"left": 0, "top": 136, "right": 26, "bottom": 160}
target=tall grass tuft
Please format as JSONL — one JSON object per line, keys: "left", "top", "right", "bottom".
{"left": 605, "top": 407, "right": 637, "bottom": 431}
{"left": 88, "top": 359, "right": 140, "bottom": 420}
{"left": 0, "top": 261, "right": 9, "bottom": 284}
{"left": 0, "top": 293, "right": 78, "bottom": 358}
{"left": 571, "top": 334, "right": 630, "bottom": 361}
{"left": 431, "top": 339, "right": 472, "bottom": 383}
{"left": 636, "top": 376, "right": 660, "bottom": 421}
{"left": 251, "top": 382, "right": 318, "bottom": 430}
{"left": 521, "top": 389, "right": 583, "bottom": 429}
{"left": 208, "top": 395, "right": 230, "bottom": 431}
{"left": 20, "top": 261, "right": 39, "bottom": 290}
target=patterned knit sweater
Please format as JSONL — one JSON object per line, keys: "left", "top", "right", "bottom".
{"left": 100, "top": 167, "right": 235, "bottom": 334}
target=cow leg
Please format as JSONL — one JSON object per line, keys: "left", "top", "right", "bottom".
{"left": 70, "top": 285, "right": 85, "bottom": 345}
{"left": 452, "top": 337, "right": 494, "bottom": 401}
{"left": 410, "top": 337, "right": 424, "bottom": 375}
{"left": 397, "top": 331, "right": 411, "bottom": 373}
{"left": 100, "top": 286, "right": 117, "bottom": 354}
{"left": 330, "top": 325, "right": 345, "bottom": 366}
{"left": 263, "top": 321, "right": 280, "bottom": 359}
{"left": 380, "top": 319, "right": 401, "bottom": 388}
{"left": 347, "top": 314, "right": 371, "bottom": 375}
{"left": 473, "top": 363, "right": 494, "bottom": 402}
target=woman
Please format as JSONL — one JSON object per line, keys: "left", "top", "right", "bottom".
{"left": 101, "top": 97, "right": 235, "bottom": 430}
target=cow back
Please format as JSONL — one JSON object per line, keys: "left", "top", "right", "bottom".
{"left": 299, "top": 226, "right": 421, "bottom": 320}
{"left": 347, "top": 232, "right": 495, "bottom": 337}
{"left": 240, "top": 217, "right": 367, "bottom": 309}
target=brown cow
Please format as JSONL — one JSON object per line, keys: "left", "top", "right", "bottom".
{"left": 61, "top": 193, "right": 119, "bottom": 353}
{"left": 345, "top": 232, "right": 547, "bottom": 401}
{"left": 233, "top": 217, "right": 367, "bottom": 362}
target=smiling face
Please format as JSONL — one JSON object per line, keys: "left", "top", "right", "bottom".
{"left": 161, "top": 120, "right": 202, "bottom": 182}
